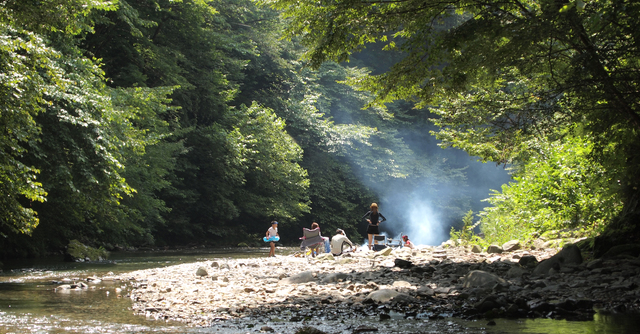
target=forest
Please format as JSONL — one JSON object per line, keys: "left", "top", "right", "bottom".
{"left": 1, "top": 0, "right": 638, "bottom": 259}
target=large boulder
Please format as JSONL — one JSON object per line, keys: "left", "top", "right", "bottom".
{"left": 533, "top": 243, "right": 583, "bottom": 276}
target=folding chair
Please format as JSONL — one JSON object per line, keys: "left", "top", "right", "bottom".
{"left": 300, "top": 228, "right": 324, "bottom": 257}
{"left": 372, "top": 235, "right": 387, "bottom": 251}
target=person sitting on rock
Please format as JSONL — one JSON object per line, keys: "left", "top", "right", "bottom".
{"left": 330, "top": 229, "right": 355, "bottom": 256}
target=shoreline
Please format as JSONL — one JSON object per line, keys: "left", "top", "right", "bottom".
{"left": 120, "top": 243, "right": 640, "bottom": 332}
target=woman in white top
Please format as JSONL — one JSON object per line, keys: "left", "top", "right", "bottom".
{"left": 265, "top": 221, "right": 279, "bottom": 257}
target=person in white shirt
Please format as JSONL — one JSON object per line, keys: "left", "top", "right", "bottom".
{"left": 264, "top": 221, "right": 279, "bottom": 257}
{"left": 330, "top": 229, "right": 355, "bottom": 256}
{"left": 402, "top": 235, "right": 415, "bottom": 249}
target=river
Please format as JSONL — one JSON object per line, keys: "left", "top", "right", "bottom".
{"left": 0, "top": 247, "right": 637, "bottom": 333}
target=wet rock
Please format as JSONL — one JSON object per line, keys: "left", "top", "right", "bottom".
{"left": 462, "top": 270, "right": 507, "bottom": 288}
{"left": 471, "top": 245, "right": 482, "bottom": 253}
{"left": 260, "top": 326, "right": 274, "bottom": 332}
{"left": 533, "top": 243, "right": 582, "bottom": 276}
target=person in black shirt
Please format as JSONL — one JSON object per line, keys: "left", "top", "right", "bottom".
{"left": 362, "top": 203, "right": 386, "bottom": 250}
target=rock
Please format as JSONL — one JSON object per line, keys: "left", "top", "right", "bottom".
{"left": 532, "top": 239, "right": 546, "bottom": 250}
{"left": 518, "top": 255, "right": 539, "bottom": 268}
{"left": 416, "top": 287, "right": 435, "bottom": 297}
{"left": 211, "top": 261, "right": 220, "bottom": 268}
{"left": 295, "top": 326, "right": 328, "bottom": 334}
{"left": 316, "top": 253, "right": 335, "bottom": 261}
{"left": 502, "top": 240, "right": 521, "bottom": 252}
{"left": 390, "top": 293, "right": 418, "bottom": 304}
{"left": 391, "top": 280, "right": 412, "bottom": 288}
{"left": 366, "top": 289, "right": 399, "bottom": 302}
{"left": 533, "top": 243, "right": 583, "bottom": 276}
{"left": 601, "top": 244, "right": 640, "bottom": 259}
{"left": 471, "top": 245, "right": 483, "bottom": 253}
{"left": 279, "top": 271, "right": 316, "bottom": 285}
{"left": 487, "top": 245, "right": 503, "bottom": 254}
{"left": 354, "top": 325, "right": 379, "bottom": 333}
{"left": 378, "top": 247, "right": 393, "bottom": 256}
{"left": 506, "top": 266, "right": 528, "bottom": 278}
{"left": 260, "top": 326, "right": 274, "bottom": 332}
{"left": 462, "top": 270, "right": 507, "bottom": 288}
{"left": 321, "top": 272, "right": 348, "bottom": 283}
{"left": 394, "top": 258, "right": 413, "bottom": 269}
{"left": 195, "top": 267, "right": 208, "bottom": 277}
{"left": 586, "top": 259, "right": 603, "bottom": 269}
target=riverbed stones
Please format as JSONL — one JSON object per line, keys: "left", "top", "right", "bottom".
{"left": 121, "top": 242, "right": 640, "bottom": 327}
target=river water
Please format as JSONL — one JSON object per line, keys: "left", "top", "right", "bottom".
{"left": 0, "top": 247, "right": 637, "bottom": 334}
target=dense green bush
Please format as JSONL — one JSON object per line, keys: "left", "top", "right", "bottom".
{"left": 479, "top": 135, "right": 622, "bottom": 245}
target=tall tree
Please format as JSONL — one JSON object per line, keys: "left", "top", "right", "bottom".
{"left": 262, "top": 0, "right": 640, "bottom": 228}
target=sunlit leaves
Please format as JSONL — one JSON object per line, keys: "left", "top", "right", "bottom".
{"left": 480, "top": 135, "right": 623, "bottom": 244}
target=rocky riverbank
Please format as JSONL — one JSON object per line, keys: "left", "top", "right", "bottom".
{"left": 111, "top": 241, "right": 640, "bottom": 332}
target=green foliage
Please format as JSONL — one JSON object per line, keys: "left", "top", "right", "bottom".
{"left": 449, "top": 210, "right": 484, "bottom": 246}
{"left": 66, "top": 239, "right": 109, "bottom": 261}
{"left": 480, "top": 135, "right": 623, "bottom": 245}
{"left": 265, "top": 0, "right": 640, "bottom": 236}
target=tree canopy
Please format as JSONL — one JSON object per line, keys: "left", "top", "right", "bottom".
{"left": 263, "top": 0, "right": 640, "bottom": 231}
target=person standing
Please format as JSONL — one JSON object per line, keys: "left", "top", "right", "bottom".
{"left": 330, "top": 229, "right": 355, "bottom": 255}
{"left": 362, "top": 203, "right": 386, "bottom": 250}
{"left": 264, "top": 221, "right": 279, "bottom": 257}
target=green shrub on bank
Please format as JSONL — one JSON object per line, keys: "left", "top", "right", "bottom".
{"left": 479, "top": 136, "right": 622, "bottom": 246}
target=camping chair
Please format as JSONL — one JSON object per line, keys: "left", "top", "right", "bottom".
{"left": 372, "top": 235, "right": 387, "bottom": 251}
{"left": 300, "top": 228, "right": 324, "bottom": 257}
{"left": 386, "top": 232, "right": 403, "bottom": 249}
